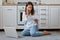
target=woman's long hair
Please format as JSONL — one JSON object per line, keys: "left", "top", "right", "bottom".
{"left": 25, "top": 2, "right": 35, "bottom": 15}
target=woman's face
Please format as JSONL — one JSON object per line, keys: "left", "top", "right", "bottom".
{"left": 26, "top": 5, "right": 32, "bottom": 13}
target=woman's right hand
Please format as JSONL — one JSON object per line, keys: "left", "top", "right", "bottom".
{"left": 26, "top": 10, "right": 30, "bottom": 20}
{"left": 26, "top": 15, "right": 28, "bottom": 20}
{"left": 26, "top": 10, "right": 29, "bottom": 20}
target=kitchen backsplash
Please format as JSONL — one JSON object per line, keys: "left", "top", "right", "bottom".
{"left": 0, "top": 0, "right": 60, "bottom": 6}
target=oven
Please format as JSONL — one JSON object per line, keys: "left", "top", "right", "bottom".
{"left": 17, "top": 6, "right": 25, "bottom": 26}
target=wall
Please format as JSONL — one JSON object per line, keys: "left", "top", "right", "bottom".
{"left": 41, "top": 0, "right": 60, "bottom": 4}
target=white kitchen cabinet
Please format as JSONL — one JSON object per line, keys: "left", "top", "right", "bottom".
{"left": 48, "top": 6, "right": 59, "bottom": 29}
{"left": 38, "top": 6, "right": 49, "bottom": 29}
{"left": 0, "top": 0, "right": 2, "bottom": 5}
{"left": 0, "top": 6, "right": 3, "bottom": 29}
{"left": 3, "top": 6, "right": 17, "bottom": 27}
{"left": 58, "top": 6, "right": 60, "bottom": 28}
{"left": 41, "top": 0, "right": 60, "bottom": 4}
{"left": 38, "top": 6, "right": 60, "bottom": 29}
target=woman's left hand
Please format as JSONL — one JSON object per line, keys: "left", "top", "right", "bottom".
{"left": 34, "top": 19, "right": 38, "bottom": 24}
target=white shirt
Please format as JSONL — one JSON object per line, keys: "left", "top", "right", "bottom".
{"left": 22, "top": 12, "right": 38, "bottom": 29}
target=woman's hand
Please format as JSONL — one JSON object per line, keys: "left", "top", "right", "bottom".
{"left": 26, "top": 15, "right": 28, "bottom": 20}
{"left": 34, "top": 19, "right": 38, "bottom": 24}
{"left": 26, "top": 10, "right": 30, "bottom": 20}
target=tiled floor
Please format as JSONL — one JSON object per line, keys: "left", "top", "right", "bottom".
{"left": 0, "top": 31, "right": 60, "bottom": 40}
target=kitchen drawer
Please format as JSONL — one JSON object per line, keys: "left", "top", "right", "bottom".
{"left": 3, "top": 6, "right": 17, "bottom": 13}
{"left": 3, "top": 6, "right": 16, "bottom": 9}
{"left": 40, "top": 16, "right": 48, "bottom": 19}
{"left": 40, "top": 21, "right": 48, "bottom": 26}
{"left": 40, "top": 9, "right": 48, "bottom": 11}
{"left": 40, "top": 20, "right": 46, "bottom": 23}
{"left": 40, "top": 13, "right": 46, "bottom": 15}
{"left": 40, "top": 17, "right": 48, "bottom": 20}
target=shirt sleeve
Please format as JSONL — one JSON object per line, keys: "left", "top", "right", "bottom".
{"left": 33, "top": 14, "right": 40, "bottom": 26}
{"left": 22, "top": 12, "right": 27, "bottom": 25}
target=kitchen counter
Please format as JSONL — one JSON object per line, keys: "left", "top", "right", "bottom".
{"left": 2, "top": 4, "right": 17, "bottom": 6}
{"left": 38, "top": 3, "right": 60, "bottom": 6}
{"left": 2, "top": 3, "right": 60, "bottom": 6}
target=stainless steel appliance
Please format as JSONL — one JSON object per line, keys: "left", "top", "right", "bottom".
{"left": 17, "top": 6, "right": 25, "bottom": 26}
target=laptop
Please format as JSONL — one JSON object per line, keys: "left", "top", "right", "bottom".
{"left": 3, "top": 27, "right": 18, "bottom": 38}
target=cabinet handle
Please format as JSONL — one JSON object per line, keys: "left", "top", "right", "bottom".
{"left": 18, "top": 24, "right": 24, "bottom": 26}
{"left": 20, "top": 12, "right": 23, "bottom": 21}
{"left": 41, "top": 23, "right": 46, "bottom": 25}
{"left": 41, "top": 14, "right": 46, "bottom": 15}
{"left": 41, "top": 23, "right": 46, "bottom": 26}
{"left": 7, "top": 9, "right": 13, "bottom": 10}
{"left": 41, "top": 9, "right": 46, "bottom": 11}
{"left": 41, "top": 18, "right": 46, "bottom": 20}
{"left": 41, "top": 25, "right": 46, "bottom": 27}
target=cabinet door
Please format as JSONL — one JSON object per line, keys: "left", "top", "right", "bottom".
{"left": 3, "top": 6, "right": 17, "bottom": 27}
{"left": 59, "top": 6, "right": 60, "bottom": 28}
{"left": 38, "top": 6, "right": 49, "bottom": 29}
{"left": 48, "top": 6, "right": 59, "bottom": 28}
{"left": 0, "top": 6, "right": 3, "bottom": 29}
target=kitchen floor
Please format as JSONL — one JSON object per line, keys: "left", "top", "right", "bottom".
{"left": 0, "top": 31, "right": 60, "bottom": 40}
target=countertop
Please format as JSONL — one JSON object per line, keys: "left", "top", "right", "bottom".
{"left": 2, "top": 3, "right": 60, "bottom": 6}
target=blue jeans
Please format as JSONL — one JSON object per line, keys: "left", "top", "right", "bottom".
{"left": 21, "top": 25, "right": 43, "bottom": 37}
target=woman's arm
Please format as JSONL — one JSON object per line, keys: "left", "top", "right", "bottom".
{"left": 22, "top": 12, "right": 27, "bottom": 25}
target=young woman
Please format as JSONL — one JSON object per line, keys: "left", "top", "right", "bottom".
{"left": 21, "top": 2, "right": 51, "bottom": 37}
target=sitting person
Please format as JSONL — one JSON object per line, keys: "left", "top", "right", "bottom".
{"left": 21, "top": 2, "right": 51, "bottom": 37}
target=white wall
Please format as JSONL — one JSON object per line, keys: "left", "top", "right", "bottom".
{"left": 41, "top": 0, "right": 60, "bottom": 4}
{"left": 0, "top": 0, "right": 2, "bottom": 5}
{"left": 2, "top": 0, "right": 18, "bottom": 4}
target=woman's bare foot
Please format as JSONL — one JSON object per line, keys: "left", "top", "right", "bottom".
{"left": 43, "top": 31, "right": 51, "bottom": 35}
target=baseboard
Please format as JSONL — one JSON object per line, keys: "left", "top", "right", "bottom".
{"left": 38, "top": 29, "right": 60, "bottom": 31}
{"left": 0, "top": 29, "right": 60, "bottom": 31}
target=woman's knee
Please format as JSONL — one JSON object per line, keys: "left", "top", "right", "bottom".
{"left": 30, "top": 30, "right": 35, "bottom": 37}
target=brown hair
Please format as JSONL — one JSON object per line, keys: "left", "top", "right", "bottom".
{"left": 25, "top": 2, "right": 35, "bottom": 15}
